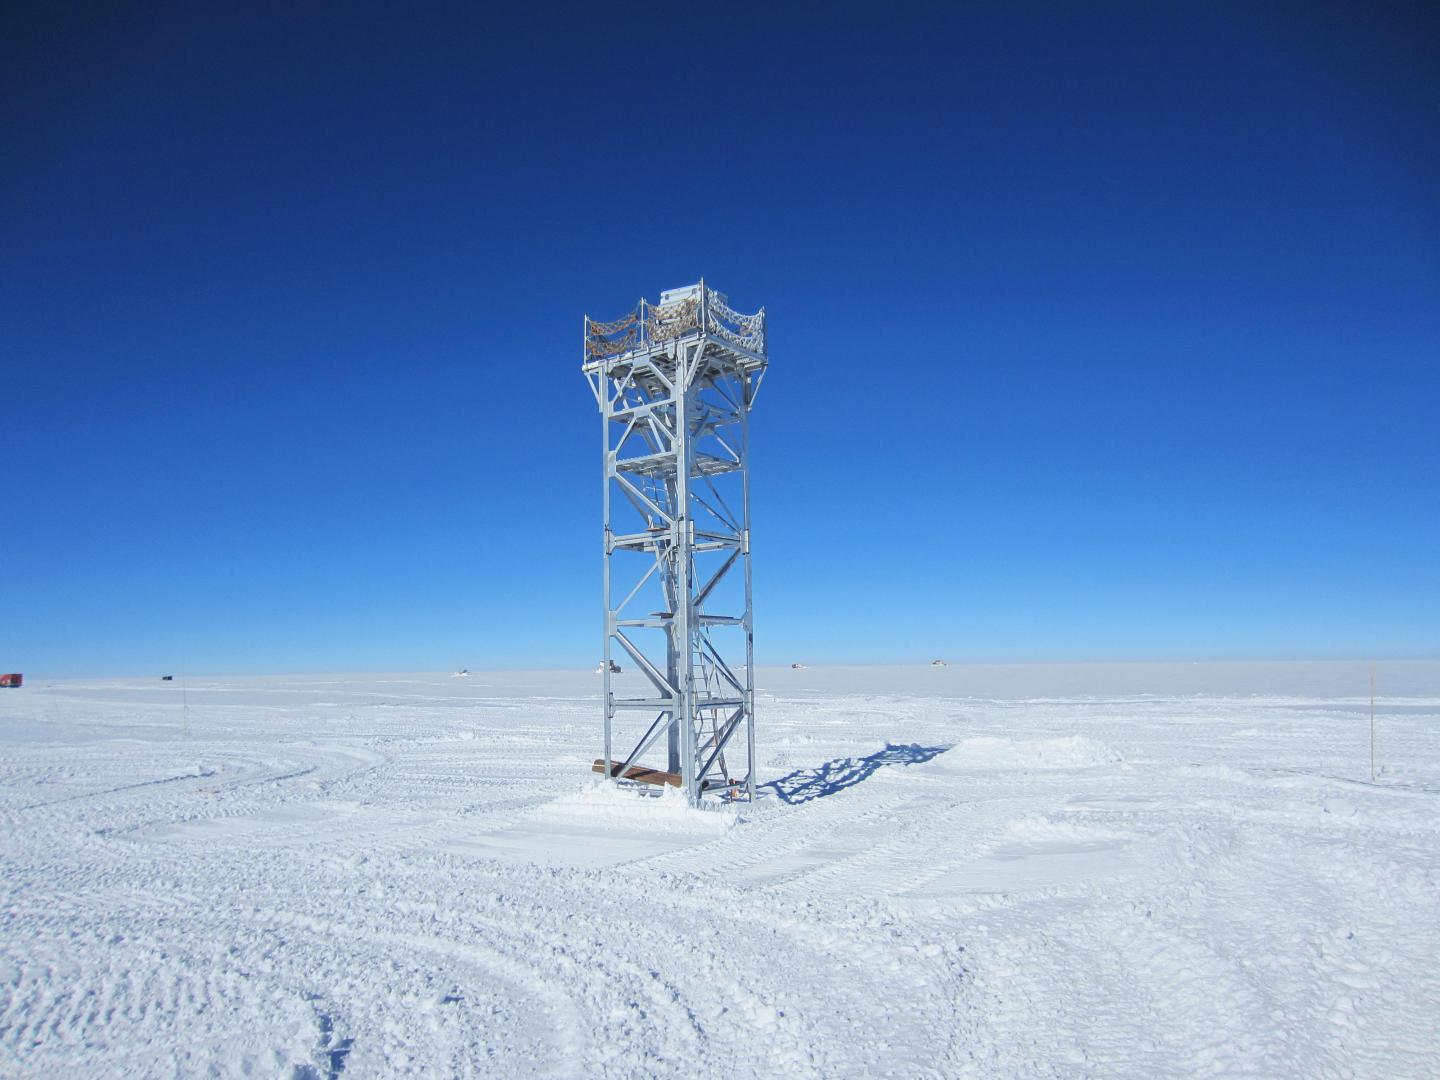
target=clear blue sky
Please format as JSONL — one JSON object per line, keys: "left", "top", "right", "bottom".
{"left": 3, "top": 3, "right": 1436, "bottom": 675}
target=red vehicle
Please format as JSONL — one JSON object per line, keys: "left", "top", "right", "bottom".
{"left": 0, "top": 674, "right": 21, "bottom": 688}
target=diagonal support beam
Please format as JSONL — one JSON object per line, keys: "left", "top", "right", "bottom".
{"left": 613, "top": 629, "right": 675, "bottom": 698}
{"left": 694, "top": 549, "right": 739, "bottom": 610}
{"left": 696, "top": 708, "right": 746, "bottom": 786}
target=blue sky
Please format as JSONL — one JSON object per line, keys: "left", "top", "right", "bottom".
{"left": 3, "top": 3, "right": 1436, "bottom": 675}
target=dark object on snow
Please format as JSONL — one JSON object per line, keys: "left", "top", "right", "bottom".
{"left": 161, "top": 675, "right": 174, "bottom": 681}
{"left": 0, "top": 673, "right": 22, "bottom": 688}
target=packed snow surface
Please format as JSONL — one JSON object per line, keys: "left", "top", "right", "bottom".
{"left": 2, "top": 662, "right": 1438, "bottom": 1078}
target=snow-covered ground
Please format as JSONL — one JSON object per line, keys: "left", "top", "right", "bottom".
{"left": 2, "top": 662, "right": 1438, "bottom": 1078}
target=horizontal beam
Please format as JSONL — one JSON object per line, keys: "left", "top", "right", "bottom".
{"left": 611, "top": 695, "right": 743, "bottom": 710}
{"left": 609, "top": 530, "right": 670, "bottom": 550}
{"left": 614, "top": 452, "right": 740, "bottom": 479}
{"left": 583, "top": 340, "right": 765, "bottom": 382}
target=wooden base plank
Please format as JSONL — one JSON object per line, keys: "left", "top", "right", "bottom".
{"left": 592, "top": 759, "right": 682, "bottom": 787}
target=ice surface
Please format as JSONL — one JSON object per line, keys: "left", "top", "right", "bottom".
{"left": 1, "top": 663, "right": 1438, "bottom": 1077}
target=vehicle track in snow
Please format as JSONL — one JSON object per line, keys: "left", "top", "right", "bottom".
{"left": 1, "top": 669, "right": 1437, "bottom": 1077}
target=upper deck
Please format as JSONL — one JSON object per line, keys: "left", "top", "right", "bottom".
{"left": 582, "top": 282, "right": 767, "bottom": 379}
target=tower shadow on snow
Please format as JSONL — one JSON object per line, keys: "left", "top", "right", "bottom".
{"left": 761, "top": 742, "right": 951, "bottom": 805}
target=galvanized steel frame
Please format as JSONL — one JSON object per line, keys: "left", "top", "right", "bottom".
{"left": 582, "top": 281, "right": 766, "bottom": 805}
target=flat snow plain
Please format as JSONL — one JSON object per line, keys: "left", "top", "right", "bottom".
{"left": 2, "top": 662, "right": 1438, "bottom": 1078}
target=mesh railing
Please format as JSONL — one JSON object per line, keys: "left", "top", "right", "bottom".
{"left": 645, "top": 297, "right": 700, "bottom": 342}
{"left": 585, "top": 285, "right": 766, "bottom": 361}
{"left": 703, "top": 288, "right": 766, "bottom": 353}
{"left": 583, "top": 311, "right": 639, "bottom": 359}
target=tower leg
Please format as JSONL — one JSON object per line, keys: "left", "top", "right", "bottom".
{"left": 666, "top": 634, "right": 680, "bottom": 774}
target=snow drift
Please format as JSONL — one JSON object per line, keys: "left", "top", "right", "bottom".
{"left": 925, "top": 734, "right": 1124, "bottom": 771}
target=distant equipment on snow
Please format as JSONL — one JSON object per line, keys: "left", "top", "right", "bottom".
{"left": 584, "top": 280, "right": 766, "bottom": 805}
{"left": 161, "top": 675, "right": 174, "bottom": 681}
{"left": 452, "top": 669, "right": 470, "bottom": 677}
{"left": 0, "top": 674, "right": 22, "bottom": 688}
{"left": 595, "top": 660, "right": 623, "bottom": 674}
{"left": 931, "top": 659, "right": 948, "bottom": 667}
{"left": 791, "top": 663, "right": 807, "bottom": 669}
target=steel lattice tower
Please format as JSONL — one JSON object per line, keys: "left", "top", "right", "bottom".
{"left": 583, "top": 281, "right": 767, "bottom": 805}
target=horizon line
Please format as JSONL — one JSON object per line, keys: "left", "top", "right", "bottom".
{"left": 15, "top": 655, "right": 1439, "bottom": 681}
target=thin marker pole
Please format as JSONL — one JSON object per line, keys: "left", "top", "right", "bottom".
{"left": 179, "top": 642, "right": 190, "bottom": 741}
{"left": 1369, "top": 663, "right": 1375, "bottom": 783}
